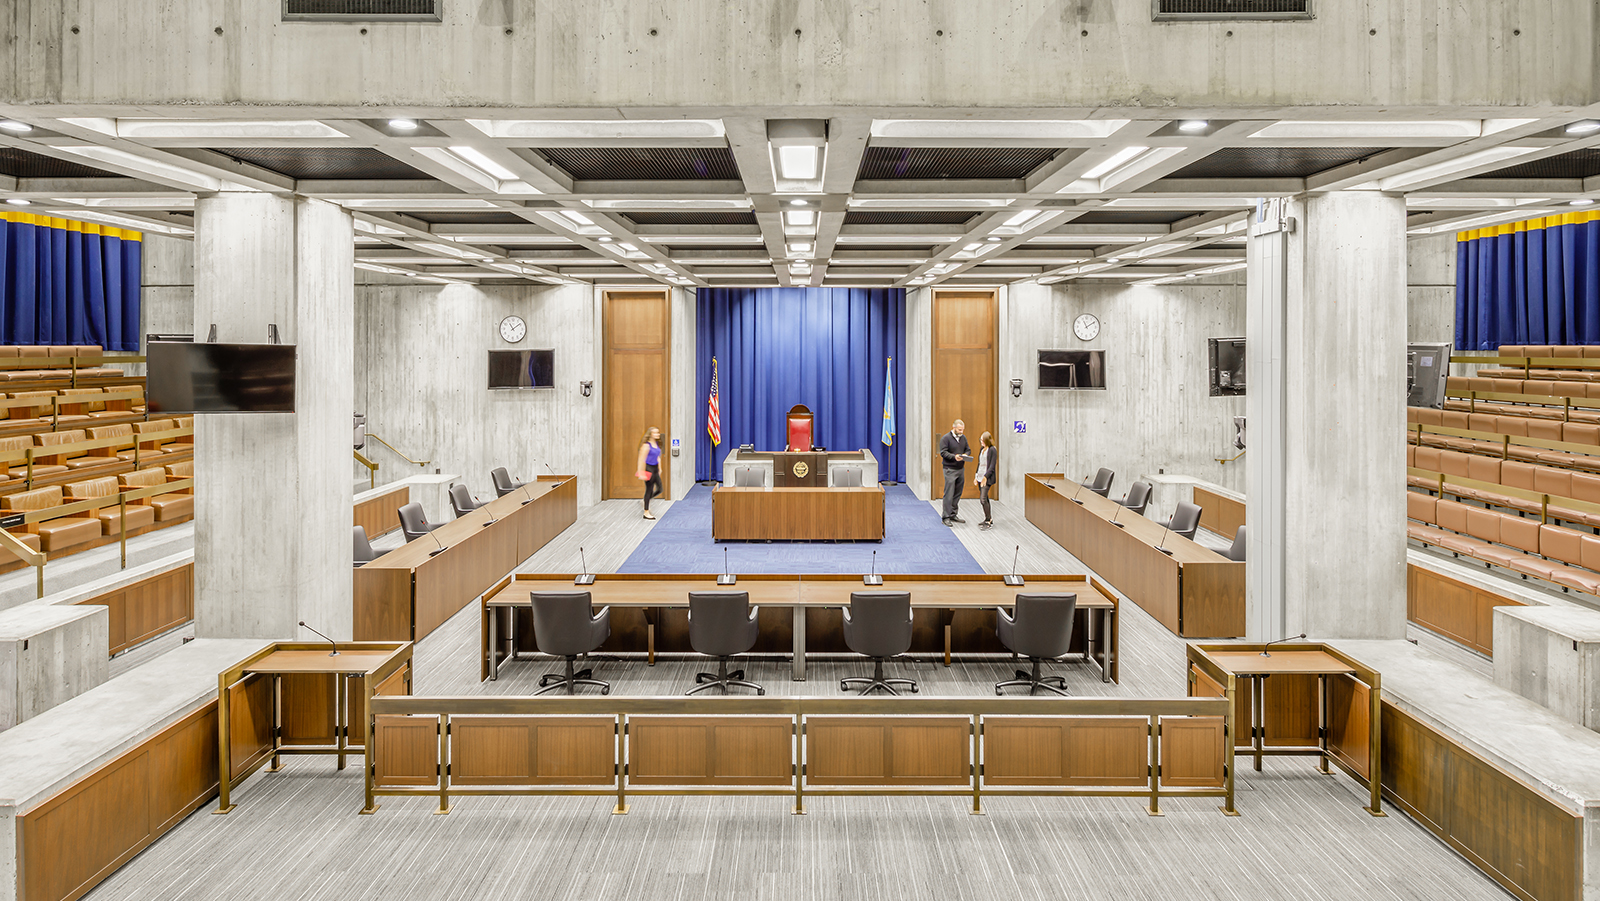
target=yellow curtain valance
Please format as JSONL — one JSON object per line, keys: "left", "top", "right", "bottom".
{"left": 0, "top": 211, "right": 142, "bottom": 242}
{"left": 1458, "top": 209, "right": 1600, "bottom": 243}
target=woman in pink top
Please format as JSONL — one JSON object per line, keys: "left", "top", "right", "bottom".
{"left": 636, "top": 426, "right": 663, "bottom": 520}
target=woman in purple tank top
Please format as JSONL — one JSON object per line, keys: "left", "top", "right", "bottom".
{"left": 636, "top": 426, "right": 664, "bottom": 520}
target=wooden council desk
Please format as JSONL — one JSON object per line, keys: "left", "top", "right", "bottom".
{"left": 1025, "top": 474, "right": 1244, "bottom": 637}
{"left": 353, "top": 476, "right": 577, "bottom": 642}
{"left": 712, "top": 486, "right": 885, "bottom": 540}
{"left": 1187, "top": 642, "right": 1382, "bottom": 815}
{"left": 479, "top": 572, "right": 1117, "bottom": 683}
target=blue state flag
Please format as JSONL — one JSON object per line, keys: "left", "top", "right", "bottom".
{"left": 881, "top": 357, "right": 896, "bottom": 446}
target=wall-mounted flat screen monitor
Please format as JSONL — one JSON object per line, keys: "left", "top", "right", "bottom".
{"left": 488, "top": 349, "right": 555, "bottom": 389}
{"left": 147, "top": 342, "right": 296, "bottom": 413}
{"left": 1407, "top": 342, "right": 1452, "bottom": 409}
{"left": 1038, "top": 350, "right": 1106, "bottom": 389}
{"left": 1209, "top": 337, "right": 1246, "bottom": 397}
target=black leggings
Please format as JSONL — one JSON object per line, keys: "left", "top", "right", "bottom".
{"left": 643, "top": 463, "right": 662, "bottom": 511}
{"left": 979, "top": 480, "right": 992, "bottom": 523}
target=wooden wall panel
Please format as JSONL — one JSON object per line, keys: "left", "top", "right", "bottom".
{"left": 984, "top": 717, "right": 1147, "bottom": 787}
{"left": 931, "top": 290, "right": 996, "bottom": 500}
{"left": 1159, "top": 716, "right": 1225, "bottom": 788}
{"left": 78, "top": 563, "right": 193, "bottom": 655}
{"left": 1406, "top": 564, "right": 1526, "bottom": 657}
{"left": 1381, "top": 702, "right": 1581, "bottom": 901}
{"left": 353, "top": 484, "right": 408, "bottom": 537}
{"left": 374, "top": 715, "right": 438, "bottom": 787}
{"left": 604, "top": 290, "right": 670, "bottom": 500}
{"left": 807, "top": 716, "right": 969, "bottom": 786}
{"left": 1193, "top": 486, "right": 1245, "bottom": 540}
{"left": 629, "top": 716, "right": 791, "bottom": 786}
{"left": 18, "top": 702, "right": 220, "bottom": 901}
{"left": 1325, "top": 674, "right": 1371, "bottom": 781}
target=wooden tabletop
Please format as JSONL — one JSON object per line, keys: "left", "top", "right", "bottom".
{"left": 485, "top": 574, "right": 1112, "bottom": 609}
{"left": 1201, "top": 649, "right": 1355, "bottom": 675}
{"left": 1028, "top": 475, "right": 1231, "bottom": 565}
{"left": 243, "top": 649, "right": 399, "bottom": 674}
{"left": 367, "top": 477, "right": 571, "bottom": 569}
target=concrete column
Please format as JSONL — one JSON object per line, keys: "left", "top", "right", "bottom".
{"left": 192, "top": 193, "right": 354, "bottom": 640}
{"left": 1246, "top": 192, "right": 1407, "bottom": 640}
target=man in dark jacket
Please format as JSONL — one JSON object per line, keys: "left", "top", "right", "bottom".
{"left": 938, "top": 419, "right": 970, "bottom": 526}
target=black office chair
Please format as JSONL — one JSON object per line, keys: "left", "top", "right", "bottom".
{"left": 448, "top": 483, "right": 483, "bottom": 518}
{"left": 491, "top": 467, "right": 525, "bottom": 498}
{"left": 353, "top": 525, "right": 381, "bottom": 567}
{"left": 1118, "top": 480, "right": 1151, "bottom": 516}
{"left": 733, "top": 466, "right": 766, "bottom": 488}
{"left": 530, "top": 591, "right": 612, "bottom": 695}
{"left": 1164, "top": 502, "right": 1202, "bottom": 541}
{"left": 841, "top": 591, "right": 918, "bottom": 695}
{"left": 1083, "top": 468, "right": 1114, "bottom": 497}
{"left": 686, "top": 591, "right": 764, "bottom": 695}
{"left": 994, "top": 593, "right": 1078, "bottom": 696}
{"left": 1225, "top": 524, "right": 1247, "bottom": 561}
{"left": 397, "top": 502, "right": 441, "bottom": 542}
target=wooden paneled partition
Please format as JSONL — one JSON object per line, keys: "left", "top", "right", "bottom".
{"left": 77, "top": 562, "right": 193, "bottom": 655}
{"left": 931, "top": 290, "right": 997, "bottom": 500}
{"left": 1406, "top": 564, "right": 1524, "bottom": 656}
{"left": 603, "top": 290, "right": 671, "bottom": 500}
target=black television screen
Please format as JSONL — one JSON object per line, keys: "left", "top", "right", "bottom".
{"left": 488, "top": 349, "right": 555, "bottom": 389}
{"left": 147, "top": 342, "right": 296, "bottom": 413}
{"left": 1209, "top": 337, "right": 1246, "bottom": 397}
{"left": 1039, "top": 350, "right": 1105, "bottom": 389}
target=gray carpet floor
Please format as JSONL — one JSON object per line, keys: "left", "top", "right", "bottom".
{"left": 83, "top": 497, "right": 1514, "bottom": 901}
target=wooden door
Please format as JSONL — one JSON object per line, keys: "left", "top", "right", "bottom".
{"left": 603, "top": 291, "right": 671, "bottom": 500}
{"left": 931, "top": 290, "right": 997, "bottom": 499}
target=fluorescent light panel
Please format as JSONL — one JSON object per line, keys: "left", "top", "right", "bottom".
{"left": 448, "top": 146, "right": 518, "bottom": 181}
{"left": 1251, "top": 120, "right": 1485, "bottom": 139}
{"left": 1374, "top": 146, "right": 1541, "bottom": 190}
{"left": 465, "top": 119, "right": 725, "bottom": 139}
{"left": 869, "top": 119, "right": 1128, "bottom": 140}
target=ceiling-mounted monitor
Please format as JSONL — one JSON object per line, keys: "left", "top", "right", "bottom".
{"left": 488, "top": 349, "right": 555, "bottom": 389}
{"left": 147, "top": 342, "right": 296, "bottom": 413}
{"left": 1209, "top": 337, "right": 1246, "bottom": 396}
{"left": 1038, "top": 350, "right": 1106, "bottom": 390}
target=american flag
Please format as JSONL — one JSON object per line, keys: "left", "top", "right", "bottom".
{"left": 707, "top": 357, "right": 721, "bottom": 446}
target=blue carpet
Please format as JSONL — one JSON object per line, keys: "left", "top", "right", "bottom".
{"left": 619, "top": 485, "right": 984, "bottom": 575}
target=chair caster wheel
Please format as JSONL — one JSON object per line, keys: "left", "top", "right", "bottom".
{"left": 840, "top": 681, "right": 849, "bottom": 691}
{"left": 995, "top": 687, "right": 1004, "bottom": 696}
{"left": 601, "top": 687, "right": 610, "bottom": 695}
{"left": 757, "top": 689, "right": 766, "bottom": 695}
{"left": 911, "top": 685, "right": 919, "bottom": 693}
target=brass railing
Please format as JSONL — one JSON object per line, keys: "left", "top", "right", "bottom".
{"left": 1410, "top": 421, "right": 1600, "bottom": 464}
{"left": 353, "top": 451, "right": 378, "bottom": 490}
{"left": 0, "top": 423, "right": 193, "bottom": 490}
{"left": 364, "top": 432, "right": 429, "bottom": 468}
{"left": 0, "top": 476, "right": 193, "bottom": 597}
{"left": 362, "top": 693, "right": 1235, "bottom": 817}
{"left": 0, "top": 353, "right": 142, "bottom": 387}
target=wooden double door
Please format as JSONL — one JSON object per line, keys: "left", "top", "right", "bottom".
{"left": 603, "top": 290, "right": 671, "bottom": 500}
{"left": 932, "top": 290, "right": 998, "bottom": 500}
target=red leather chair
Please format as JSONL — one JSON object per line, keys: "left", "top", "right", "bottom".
{"left": 786, "top": 404, "right": 813, "bottom": 452}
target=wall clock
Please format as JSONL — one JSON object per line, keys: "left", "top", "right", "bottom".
{"left": 1073, "top": 313, "right": 1100, "bottom": 342}
{"left": 499, "top": 315, "right": 527, "bottom": 344}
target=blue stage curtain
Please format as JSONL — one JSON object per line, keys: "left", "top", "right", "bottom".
{"left": 0, "top": 213, "right": 142, "bottom": 351}
{"left": 695, "top": 288, "right": 906, "bottom": 482}
{"left": 1456, "top": 212, "right": 1600, "bottom": 349}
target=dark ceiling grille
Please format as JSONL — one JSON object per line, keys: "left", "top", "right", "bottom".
{"left": 1154, "top": 0, "right": 1312, "bottom": 20}
{"left": 843, "top": 210, "right": 977, "bottom": 226}
{"left": 1167, "top": 146, "right": 1389, "bottom": 180}
{"left": 405, "top": 211, "right": 530, "bottom": 225}
{"left": 0, "top": 148, "right": 119, "bottom": 179}
{"left": 1071, "top": 210, "right": 1195, "bottom": 225}
{"left": 536, "top": 147, "right": 741, "bottom": 181}
{"left": 1469, "top": 149, "right": 1600, "bottom": 181}
{"left": 216, "top": 147, "right": 430, "bottom": 180}
{"left": 624, "top": 211, "right": 758, "bottom": 226}
{"left": 858, "top": 147, "right": 1058, "bottom": 180}
{"left": 283, "top": 0, "right": 441, "bottom": 21}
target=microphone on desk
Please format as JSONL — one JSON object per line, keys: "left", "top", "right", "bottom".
{"left": 480, "top": 494, "right": 497, "bottom": 526}
{"left": 1260, "top": 633, "right": 1308, "bottom": 658}
{"left": 863, "top": 549, "right": 883, "bottom": 586}
{"left": 575, "top": 546, "right": 596, "bottom": 586}
{"left": 1154, "top": 522, "right": 1174, "bottom": 556}
{"left": 298, "top": 621, "right": 339, "bottom": 657}
{"left": 544, "top": 462, "right": 558, "bottom": 479}
{"left": 1049, "top": 460, "right": 1061, "bottom": 488}
{"left": 1004, "top": 545, "right": 1025, "bottom": 587}
{"left": 1110, "top": 498, "right": 1125, "bottom": 528}
{"left": 428, "top": 530, "right": 449, "bottom": 557}
{"left": 717, "top": 546, "right": 738, "bottom": 586}
{"left": 1071, "top": 477, "right": 1088, "bottom": 505}
{"left": 520, "top": 484, "right": 534, "bottom": 506}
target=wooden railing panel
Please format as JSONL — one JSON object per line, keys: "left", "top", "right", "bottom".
{"left": 374, "top": 715, "right": 438, "bottom": 787}
{"left": 1325, "top": 674, "right": 1372, "bottom": 782}
{"left": 1406, "top": 564, "right": 1525, "bottom": 656}
{"left": 807, "top": 716, "right": 969, "bottom": 786}
{"left": 280, "top": 673, "right": 337, "bottom": 746}
{"left": 629, "top": 716, "right": 791, "bottom": 786}
{"left": 984, "top": 717, "right": 1147, "bottom": 787}
{"left": 1159, "top": 717, "right": 1226, "bottom": 788}
{"left": 227, "top": 674, "right": 273, "bottom": 778}
{"left": 77, "top": 562, "right": 193, "bottom": 655}
{"left": 353, "top": 484, "right": 408, "bottom": 538}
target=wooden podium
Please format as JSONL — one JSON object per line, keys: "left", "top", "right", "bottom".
{"left": 770, "top": 451, "right": 823, "bottom": 487}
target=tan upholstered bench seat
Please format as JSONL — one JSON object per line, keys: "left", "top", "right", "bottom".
{"left": 1, "top": 485, "right": 99, "bottom": 552}
{"left": 65, "top": 476, "right": 155, "bottom": 535}
{"left": 119, "top": 468, "right": 192, "bottom": 522}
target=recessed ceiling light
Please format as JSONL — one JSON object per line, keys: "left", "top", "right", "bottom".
{"left": 0, "top": 120, "right": 32, "bottom": 133}
{"left": 789, "top": 199, "right": 807, "bottom": 206}
{"left": 1178, "top": 120, "right": 1209, "bottom": 132}
{"left": 448, "top": 145, "right": 517, "bottom": 181}
{"left": 1572, "top": 199, "right": 1594, "bottom": 206}
{"left": 777, "top": 145, "right": 820, "bottom": 180}
{"left": 1107, "top": 257, "right": 1121, "bottom": 263}
{"left": 388, "top": 118, "right": 419, "bottom": 130}
{"left": 986, "top": 236, "right": 1002, "bottom": 243}
{"left": 6, "top": 198, "right": 31, "bottom": 206}
{"left": 1081, "top": 146, "right": 1149, "bottom": 181}
{"left": 1567, "top": 121, "right": 1600, "bottom": 135}
{"left": 598, "top": 236, "right": 614, "bottom": 242}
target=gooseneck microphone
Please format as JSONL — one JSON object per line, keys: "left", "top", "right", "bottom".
{"left": 520, "top": 484, "right": 534, "bottom": 506}
{"left": 1004, "top": 545, "right": 1024, "bottom": 586}
{"left": 1110, "top": 498, "right": 1125, "bottom": 528}
{"left": 480, "top": 492, "right": 497, "bottom": 526}
{"left": 428, "top": 530, "right": 449, "bottom": 557}
{"left": 863, "top": 549, "right": 883, "bottom": 586}
{"left": 298, "top": 621, "right": 339, "bottom": 657}
{"left": 575, "top": 546, "right": 595, "bottom": 585}
{"left": 1260, "top": 633, "right": 1308, "bottom": 658}
{"left": 718, "top": 546, "right": 738, "bottom": 585}
{"left": 544, "top": 462, "right": 557, "bottom": 478}
{"left": 1071, "top": 477, "right": 1088, "bottom": 505}
{"left": 1049, "top": 460, "right": 1061, "bottom": 488}
{"left": 1154, "top": 522, "right": 1174, "bottom": 556}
